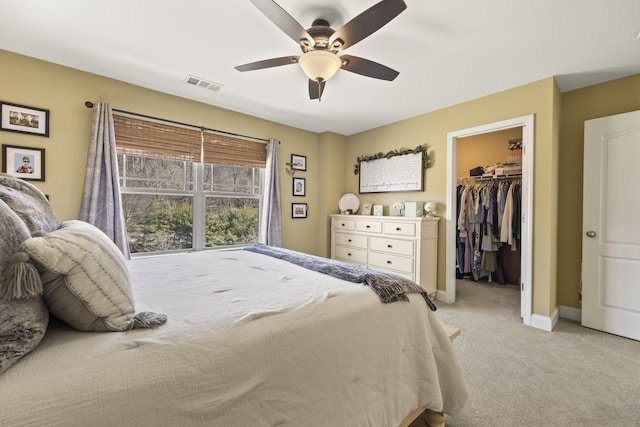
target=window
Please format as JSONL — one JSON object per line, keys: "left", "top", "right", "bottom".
{"left": 114, "top": 114, "right": 266, "bottom": 255}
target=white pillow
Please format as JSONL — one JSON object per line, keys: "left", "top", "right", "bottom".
{"left": 21, "top": 220, "right": 165, "bottom": 332}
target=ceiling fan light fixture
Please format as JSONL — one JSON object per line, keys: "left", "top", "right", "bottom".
{"left": 298, "top": 50, "right": 341, "bottom": 82}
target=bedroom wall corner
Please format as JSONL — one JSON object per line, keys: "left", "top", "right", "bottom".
{"left": 317, "top": 132, "right": 347, "bottom": 258}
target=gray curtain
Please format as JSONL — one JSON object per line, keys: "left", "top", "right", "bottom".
{"left": 79, "top": 102, "right": 130, "bottom": 258}
{"left": 260, "top": 138, "right": 282, "bottom": 247}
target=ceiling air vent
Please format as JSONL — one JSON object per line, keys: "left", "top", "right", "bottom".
{"left": 184, "top": 75, "right": 223, "bottom": 91}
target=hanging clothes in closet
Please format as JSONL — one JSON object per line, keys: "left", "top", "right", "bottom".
{"left": 456, "top": 177, "right": 521, "bottom": 284}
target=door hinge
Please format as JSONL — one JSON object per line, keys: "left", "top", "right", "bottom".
{"left": 521, "top": 282, "right": 524, "bottom": 292}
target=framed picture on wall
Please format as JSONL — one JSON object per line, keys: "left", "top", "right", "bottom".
{"left": 290, "top": 154, "right": 307, "bottom": 171}
{"left": 292, "top": 203, "right": 308, "bottom": 218}
{"left": 2, "top": 144, "right": 45, "bottom": 181}
{"left": 0, "top": 101, "right": 50, "bottom": 137}
{"left": 293, "top": 177, "right": 306, "bottom": 196}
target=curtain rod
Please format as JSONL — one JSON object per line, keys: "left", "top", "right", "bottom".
{"left": 84, "top": 101, "right": 269, "bottom": 143}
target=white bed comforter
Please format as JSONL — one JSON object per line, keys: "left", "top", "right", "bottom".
{"left": 0, "top": 249, "right": 467, "bottom": 427}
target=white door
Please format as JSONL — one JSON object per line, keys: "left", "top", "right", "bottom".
{"left": 582, "top": 110, "right": 640, "bottom": 341}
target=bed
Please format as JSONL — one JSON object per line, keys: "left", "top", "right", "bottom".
{"left": 0, "top": 175, "right": 467, "bottom": 427}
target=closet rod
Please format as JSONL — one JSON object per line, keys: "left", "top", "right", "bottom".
{"left": 84, "top": 101, "right": 269, "bottom": 143}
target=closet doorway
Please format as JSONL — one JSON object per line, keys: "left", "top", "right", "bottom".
{"left": 444, "top": 115, "right": 534, "bottom": 326}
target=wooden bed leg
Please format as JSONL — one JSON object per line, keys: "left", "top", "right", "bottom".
{"left": 424, "top": 409, "right": 448, "bottom": 427}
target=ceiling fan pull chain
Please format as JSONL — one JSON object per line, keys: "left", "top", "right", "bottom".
{"left": 317, "top": 80, "right": 322, "bottom": 102}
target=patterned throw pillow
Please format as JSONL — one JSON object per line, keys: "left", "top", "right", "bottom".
{"left": 0, "top": 174, "right": 59, "bottom": 237}
{"left": 21, "top": 220, "right": 167, "bottom": 332}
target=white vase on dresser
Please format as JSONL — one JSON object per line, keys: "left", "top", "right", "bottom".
{"left": 330, "top": 214, "right": 439, "bottom": 296}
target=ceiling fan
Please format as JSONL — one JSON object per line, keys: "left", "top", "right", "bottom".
{"left": 235, "top": 0, "right": 407, "bottom": 101}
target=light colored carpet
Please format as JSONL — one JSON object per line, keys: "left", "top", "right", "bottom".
{"left": 422, "top": 279, "right": 640, "bottom": 427}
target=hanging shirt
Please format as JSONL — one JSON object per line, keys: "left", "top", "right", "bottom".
{"left": 500, "top": 184, "right": 516, "bottom": 250}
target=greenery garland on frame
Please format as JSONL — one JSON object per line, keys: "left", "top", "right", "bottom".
{"left": 353, "top": 144, "right": 430, "bottom": 175}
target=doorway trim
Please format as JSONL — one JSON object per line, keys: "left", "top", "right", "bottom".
{"left": 444, "top": 114, "right": 534, "bottom": 326}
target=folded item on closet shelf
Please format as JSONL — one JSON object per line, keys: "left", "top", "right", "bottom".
{"left": 469, "top": 166, "right": 484, "bottom": 176}
{"left": 495, "top": 165, "right": 522, "bottom": 176}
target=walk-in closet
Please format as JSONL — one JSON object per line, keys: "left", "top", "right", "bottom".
{"left": 455, "top": 128, "right": 523, "bottom": 293}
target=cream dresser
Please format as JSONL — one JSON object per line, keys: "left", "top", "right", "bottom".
{"left": 330, "top": 214, "right": 439, "bottom": 296}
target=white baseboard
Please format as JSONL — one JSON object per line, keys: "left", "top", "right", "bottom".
{"left": 530, "top": 307, "right": 559, "bottom": 332}
{"left": 436, "top": 290, "right": 449, "bottom": 303}
{"left": 558, "top": 305, "right": 581, "bottom": 322}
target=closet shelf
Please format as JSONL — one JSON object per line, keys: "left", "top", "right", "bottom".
{"left": 458, "top": 173, "right": 522, "bottom": 182}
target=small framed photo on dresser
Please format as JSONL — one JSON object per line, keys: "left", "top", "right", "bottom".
{"left": 361, "top": 203, "right": 372, "bottom": 215}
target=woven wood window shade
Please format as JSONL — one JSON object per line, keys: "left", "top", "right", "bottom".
{"left": 114, "top": 114, "right": 266, "bottom": 168}
{"left": 203, "top": 132, "right": 266, "bottom": 168}
{"left": 114, "top": 115, "right": 201, "bottom": 161}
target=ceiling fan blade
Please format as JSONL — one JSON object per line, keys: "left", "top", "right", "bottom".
{"left": 308, "top": 79, "right": 326, "bottom": 100}
{"left": 329, "top": 0, "right": 407, "bottom": 50}
{"left": 340, "top": 55, "right": 399, "bottom": 81}
{"left": 235, "top": 56, "right": 299, "bottom": 72}
{"left": 250, "top": 0, "right": 314, "bottom": 47}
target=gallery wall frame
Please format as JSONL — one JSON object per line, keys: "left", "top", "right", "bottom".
{"left": 0, "top": 101, "right": 50, "bottom": 137}
{"left": 291, "top": 202, "right": 308, "bottom": 218}
{"left": 2, "top": 144, "right": 45, "bottom": 181}
{"left": 293, "top": 177, "right": 306, "bottom": 196}
{"left": 290, "top": 154, "right": 307, "bottom": 171}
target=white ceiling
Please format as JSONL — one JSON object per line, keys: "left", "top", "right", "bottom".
{"left": 1, "top": 0, "right": 639, "bottom": 135}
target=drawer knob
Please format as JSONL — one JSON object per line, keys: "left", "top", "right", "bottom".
{"left": 396, "top": 227, "right": 401, "bottom": 231}
{"left": 366, "top": 225, "right": 371, "bottom": 228}
{"left": 386, "top": 260, "right": 392, "bottom": 264}
{"left": 348, "top": 239, "right": 352, "bottom": 242}
{"left": 348, "top": 253, "right": 352, "bottom": 256}
{"left": 341, "top": 223, "right": 345, "bottom": 227}
{"left": 387, "top": 244, "right": 392, "bottom": 248}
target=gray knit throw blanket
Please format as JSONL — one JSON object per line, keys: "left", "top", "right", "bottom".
{"left": 244, "top": 244, "right": 436, "bottom": 311}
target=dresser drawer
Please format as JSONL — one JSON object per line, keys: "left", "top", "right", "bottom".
{"left": 383, "top": 221, "right": 416, "bottom": 237}
{"left": 368, "top": 252, "right": 414, "bottom": 274}
{"left": 333, "top": 218, "right": 355, "bottom": 231}
{"left": 334, "top": 232, "right": 368, "bottom": 249}
{"left": 355, "top": 220, "right": 382, "bottom": 233}
{"left": 370, "top": 237, "right": 414, "bottom": 256}
{"left": 334, "top": 246, "right": 368, "bottom": 263}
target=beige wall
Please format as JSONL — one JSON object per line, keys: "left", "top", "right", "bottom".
{"left": 456, "top": 127, "right": 523, "bottom": 178}
{"left": 317, "top": 131, "right": 348, "bottom": 255}
{"left": 0, "top": 49, "right": 324, "bottom": 256}
{"left": 3, "top": 48, "right": 639, "bottom": 318}
{"left": 347, "top": 78, "right": 559, "bottom": 317}
{"left": 557, "top": 74, "right": 640, "bottom": 309}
